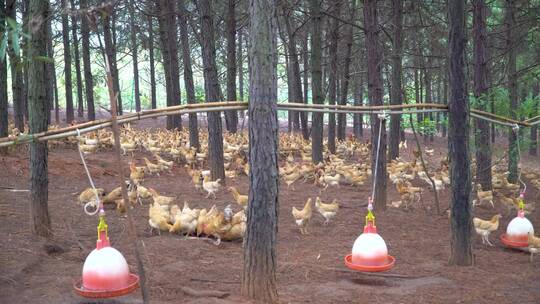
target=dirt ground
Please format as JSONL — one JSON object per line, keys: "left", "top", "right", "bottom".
{"left": 1, "top": 119, "right": 539, "bottom": 303}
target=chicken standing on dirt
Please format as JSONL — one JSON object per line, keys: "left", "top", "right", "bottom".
{"left": 202, "top": 175, "right": 221, "bottom": 199}
{"left": 473, "top": 214, "right": 502, "bottom": 246}
{"left": 474, "top": 184, "right": 494, "bottom": 208}
{"left": 148, "top": 202, "right": 173, "bottom": 235}
{"left": 228, "top": 186, "right": 248, "bottom": 209}
{"left": 292, "top": 198, "right": 313, "bottom": 235}
{"left": 315, "top": 197, "right": 339, "bottom": 225}
{"left": 144, "top": 157, "right": 163, "bottom": 176}
{"left": 129, "top": 161, "right": 145, "bottom": 185}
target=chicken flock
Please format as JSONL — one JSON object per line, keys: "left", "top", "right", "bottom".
{"left": 62, "top": 121, "right": 540, "bottom": 254}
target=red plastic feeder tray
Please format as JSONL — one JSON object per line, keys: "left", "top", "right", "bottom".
{"left": 500, "top": 234, "right": 529, "bottom": 250}
{"left": 74, "top": 273, "right": 140, "bottom": 299}
{"left": 344, "top": 254, "right": 396, "bottom": 272}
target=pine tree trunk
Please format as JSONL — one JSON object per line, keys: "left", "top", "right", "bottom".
{"left": 46, "top": 13, "right": 55, "bottom": 124}
{"left": 442, "top": 67, "right": 448, "bottom": 137}
{"left": 21, "top": 0, "right": 29, "bottom": 122}
{"left": 327, "top": 1, "right": 340, "bottom": 154}
{"left": 425, "top": 56, "right": 433, "bottom": 142}
{"left": 388, "top": 0, "right": 403, "bottom": 160}
{"left": 61, "top": 0, "right": 74, "bottom": 123}
{"left": 156, "top": 0, "right": 182, "bottom": 129}
{"left": 353, "top": 72, "right": 363, "bottom": 139}
{"left": 506, "top": 0, "right": 519, "bottom": 183}
{"left": 0, "top": 0, "right": 7, "bottom": 151}
{"left": 310, "top": 0, "right": 323, "bottom": 164}
{"left": 6, "top": 0, "right": 25, "bottom": 130}
{"left": 337, "top": 0, "right": 356, "bottom": 141}
{"left": 198, "top": 0, "right": 225, "bottom": 181}
{"left": 238, "top": 30, "right": 244, "bottom": 102}
{"left": 280, "top": 4, "right": 302, "bottom": 133}
{"left": 242, "top": 1, "right": 279, "bottom": 302}
{"left": 103, "top": 15, "right": 120, "bottom": 115}
{"left": 301, "top": 35, "right": 310, "bottom": 140}
{"left": 473, "top": 0, "right": 492, "bottom": 191}
{"left": 178, "top": 0, "right": 199, "bottom": 149}
{"left": 70, "top": 0, "right": 84, "bottom": 118}
{"left": 448, "top": 0, "right": 473, "bottom": 266}
{"left": 111, "top": 12, "right": 122, "bottom": 114}
{"left": 79, "top": 0, "right": 94, "bottom": 120}
{"left": 225, "top": 0, "right": 238, "bottom": 133}
{"left": 28, "top": 0, "right": 51, "bottom": 237}
{"left": 364, "top": 0, "right": 387, "bottom": 210}
{"left": 128, "top": 0, "right": 141, "bottom": 112}
{"left": 147, "top": 13, "right": 156, "bottom": 110}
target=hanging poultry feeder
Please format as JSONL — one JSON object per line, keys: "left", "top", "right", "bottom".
{"left": 345, "top": 201, "right": 395, "bottom": 272}
{"left": 500, "top": 194, "right": 534, "bottom": 250}
{"left": 74, "top": 212, "right": 139, "bottom": 298}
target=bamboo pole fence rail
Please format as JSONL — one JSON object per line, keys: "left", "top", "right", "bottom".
{"left": 0, "top": 101, "right": 534, "bottom": 148}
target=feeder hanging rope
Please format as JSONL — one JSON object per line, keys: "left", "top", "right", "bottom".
{"left": 370, "top": 112, "right": 386, "bottom": 203}
{"left": 76, "top": 129, "right": 103, "bottom": 216}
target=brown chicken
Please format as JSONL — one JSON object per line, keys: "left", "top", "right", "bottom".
{"left": 129, "top": 161, "right": 145, "bottom": 185}
{"left": 229, "top": 186, "right": 248, "bottom": 209}
{"left": 148, "top": 202, "right": 173, "bottom": 235}
{"left": 221, "top": 210, "right": 246, "bottom": 241}
{"left": 78, "top": 188, "right": 105, "bottom": 205}
{"left": 292, "top": 198, "right": 313, "bottom": 235}
{"left": 473, "top": 214, "right": 502, "bottom": 246}
{"left": 315, "top": 197, "right": 339, "bottom": 225}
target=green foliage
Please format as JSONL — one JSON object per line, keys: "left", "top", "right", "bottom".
{"left": 401, "top": 116, "right": 437, "bottom": 136}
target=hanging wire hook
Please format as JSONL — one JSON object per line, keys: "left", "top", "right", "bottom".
{"left": 512, "top": 124, "right": 527, "bottom": 195}
{"left": 76, "top": 129, "right": 103, "bottom": 216}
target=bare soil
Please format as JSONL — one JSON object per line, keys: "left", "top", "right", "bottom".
{"left": 1, "top": 119, "right": 539, "bottom": 303}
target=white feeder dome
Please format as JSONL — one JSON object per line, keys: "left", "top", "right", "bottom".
{"left": 506, "top": 216, "right": 534, "bottom": 242}
{"left": 352, "top": 232, "right": 388, "bottom": 266}
{"left": 82, "top": 247, "right": 130, "bottom": 291}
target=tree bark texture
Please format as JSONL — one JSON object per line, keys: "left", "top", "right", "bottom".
{"left": 103, "top": 14, "right": 123, "bottom": 115}
{"left": 448, "top": 0, "right": 473, "bottom": 266}
{"left": 337, "top": 0, "right": 356, "bottom": 141}
{"left": 178, "top": 0, "right": 199, "bottom": 149}
{"left": 241, "top": 1, "right": 279, "bottom": 302}
{"left": 0, "top": 0, "right": 7, "bottom": 148}
{"left": 61, "top": 0, "right": 74, "bottom": 123}
{"left": 281, "top": 3, "right": 302, "bottom": 132}
{"left": 129, "top": 0, "right": 141, "bottom": 112}
{"left": 198, "top": 0, "right": 225, "bottom": 181}
{"left": 364, "top": 0, "right": 387, "bottom": 210}
{"left": 506, "top": 0, "right": 519, "bottom": 183}
{"left": 225, "top": 0, "right": 238, "bottom": 133}
{"left": 45, "top": 16, "right": 55, "bottom": 124}
{"left": 80, "top": 0, "right": 94, "bottom": 121}
{"left": 28, "top": 0, "right": 51, "bottom": 237}
{"left": 301, "top": 34, "right": 309, "bottom": 140}
{"left": 310, "top": 0, "right": 323, "bottom": 164}
{"left": 147, "top": 13, "right": 157, "bottom": 110}
{"left": 156, "top": 0, "right": 182, "bottom": 129}
{"left": 473, "top": 0, "right": 492, "bottom": 191}
{"left": 388, "top": 0, "right": 403, "bottom": 160}
{"left": 70, "top": 0, "right": 84, "bottom": 118}
{"left": 327, "top": 0, "right": 340, "bottom": 154}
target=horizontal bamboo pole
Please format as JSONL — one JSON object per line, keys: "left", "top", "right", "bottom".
{"left": 0, "top": 101, "right": 533, "bottom": 147}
